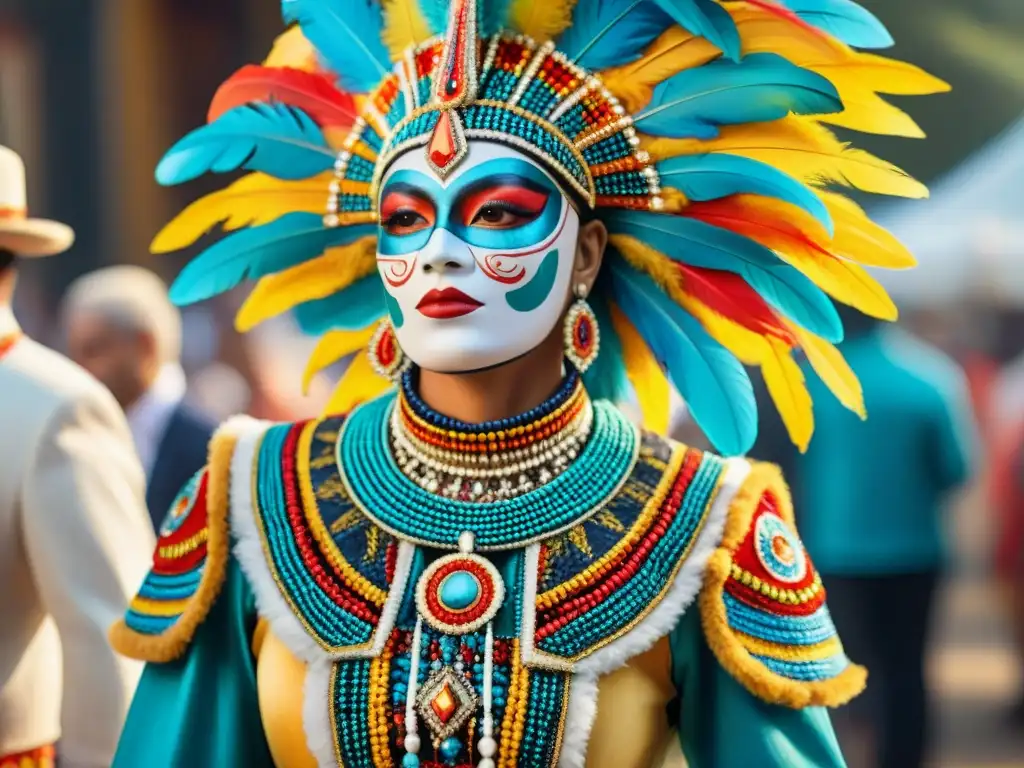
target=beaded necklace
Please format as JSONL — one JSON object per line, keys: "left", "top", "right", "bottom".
{"left": 336, "top": 378, "right": 641, "bottom": 551}
{"left": 390, "top": 369, "right": 592, "bottom": 502}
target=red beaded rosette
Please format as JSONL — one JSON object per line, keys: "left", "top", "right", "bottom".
{"left": 415, "top": 552, "right": 505, "bottom": 634}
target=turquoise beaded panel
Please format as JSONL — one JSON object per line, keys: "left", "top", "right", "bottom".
{"left": 582, "top": 133, "right": 634, "bottom": 166}
{"left": 517, "top": 78, "right": 561, "bottom": 118}
{"left": 595, "top": 171, "right": 651, "bottom": 197}
{"left": 308, "top": 418, "right": 394, "bottom": 592}
{"left": 345, "top": 155, "right": 376, "bottom": 183}
{"left": 253, "top": 422, "right": 378, "bottom": 651}
{"left": 332, "top": 658, "right": 375, "bottom": 766}
{"left": 516, "top": 669, "right": 570, "bottom": 768}
{"left": 481, "top": 68, "right": 519, "bottom": 102}
{"left": 553, "top": 104, "right": 587, "bottom": 141}
{"left": 337, "top": 395, "right": 640, "bottom": 549}
{"left": 385, "top": 98, "right": 407, "bottom": 129}
{"left": 537, "top": 451, "right": 725, "bottom": 659}
{"left": 362, "top": 128, "right": 384, "bottom": 153}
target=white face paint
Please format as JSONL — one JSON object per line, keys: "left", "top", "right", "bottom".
{"left": 376, "top": 141, "right": 580, "bottom": 373}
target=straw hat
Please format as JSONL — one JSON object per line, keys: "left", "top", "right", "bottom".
{"left": 0, "top": 144, "right": 74, "bottom": 257}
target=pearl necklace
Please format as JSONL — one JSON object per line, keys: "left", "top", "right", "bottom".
{"left": 389, "top": 372, "right": 593, "bottom": 503}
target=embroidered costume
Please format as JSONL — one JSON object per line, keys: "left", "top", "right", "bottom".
{"left": 111, "top": 1, "right": 942, "bottom": 766}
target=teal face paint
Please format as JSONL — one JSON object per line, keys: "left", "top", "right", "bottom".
{"left": 506, "top": 249, "right": 560, "bottom": 312}
{"left": 384, "top": 290, "right": 405, "bottom": 328}
{"left": 374, "top": 141, "right": 582, "bottom": 374}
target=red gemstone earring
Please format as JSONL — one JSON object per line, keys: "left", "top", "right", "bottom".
{"left": 368, "top": 319, "right": 412, "bottom": 382}
{"left": 564, "top": 283, "right": 600, "bottom": 374}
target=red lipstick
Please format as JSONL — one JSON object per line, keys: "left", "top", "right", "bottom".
{"left": 416, "top": 287, "right": 484, "bottom": 319}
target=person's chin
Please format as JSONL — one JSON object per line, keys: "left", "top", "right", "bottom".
{"left": 411, "top": 342, "right": 528, "bottom": 375}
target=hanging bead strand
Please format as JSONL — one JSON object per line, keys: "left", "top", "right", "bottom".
{"left": 403, "top": 618, "right": 424, "bottom": 768}
{"left": 477, "top": 622, "right": 497, "bottom": 768}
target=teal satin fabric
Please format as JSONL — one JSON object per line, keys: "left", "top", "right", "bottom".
{"left": 670, "top": 608, "right": 847, "bottom": 768}
{"left": 113, "top": 553, "right": 845, "bottom": 768}
{"left": 113, "top": 559, "right": 275, "bottom": 768}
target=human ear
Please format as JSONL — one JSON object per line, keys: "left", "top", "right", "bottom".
{"left": 570, "top": 218, "right": 607, "bottom": 299}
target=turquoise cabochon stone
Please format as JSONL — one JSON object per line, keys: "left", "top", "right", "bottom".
{"left": 438, "top": 571, "right": 481, "bottom": 611}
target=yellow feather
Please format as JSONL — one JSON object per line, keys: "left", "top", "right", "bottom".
{"left": 642, "top": 116, "right": 928, "bottom": 199}
{"left": 264, "top": 26, "right": 317, "bottom": 70}
{"left": 303, "top": 324, "right": 378, "bottom": 393}
{"left": 732, "top": 5, "right": 948, "bottom": 98}
{"left": 509, "top": 0, "right": 579, "bottom": 41}
{"left": 608, "top": 303, "right": 670, "bottom": 434}
{"left": 323, "top": 350, "right": 391, "bottom": 416}
{"left": 682, "top": 294, "right": 771, "bottom": 366}
{"left": 601, "top": 28, "right": 720, "bottom": 112}
{"left": 817, "top": 89, "right": 925, "bottom": 139}
{"left": 235, "top": 236, "right": 378, "bottom": 331}
{"left": 760, "top": 336, "right": 814, "bottom": 452}
{"left": 609, "top": 235, "right": 685, "bottom": 301}
{"left": 790, "top": 323, "right": 865, "bottom": 419}
{"left": 782, "top": 247, "right": 897, "bottom": 320}
{"left": 151, "top": 173, "right": 332, "bottom": 254}
{"left": 818, "top": 190, "right": 917, "bottom": 269}
{"left": 382, "top": 0, "right": 432, "bottom": 59}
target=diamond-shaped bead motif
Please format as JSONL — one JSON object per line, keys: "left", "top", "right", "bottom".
{"left": 416, "top": 667, "right": 479, "bottom": 741}
{"left": 431, "top": 683, "right": 457, "bottom": 723}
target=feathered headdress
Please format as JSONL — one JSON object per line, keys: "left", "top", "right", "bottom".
{"left": 153, "top": 0, "right": 945, "bottom": 456}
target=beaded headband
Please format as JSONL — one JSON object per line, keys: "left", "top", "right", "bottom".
{"left": 152, "top": 0, "right": 946, "bottom": 456}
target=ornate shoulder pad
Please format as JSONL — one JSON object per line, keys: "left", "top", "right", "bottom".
{"left": 700, "top": 462, "right": 866, "bottom": 709}
{"left": 110, "top": 428, "right": 236, "bottom": 663}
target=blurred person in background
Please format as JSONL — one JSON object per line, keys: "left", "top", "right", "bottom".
{"left": 62, "top": 266, "right": 216, "bottom": 531}
{"left": 757, "top": 306, "right": 977, "bottom": 768}
{"left": 0, "top": 145, "right": 154, "bottom": 767}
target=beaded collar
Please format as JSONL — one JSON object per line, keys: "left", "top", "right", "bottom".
{"left": 389, "top": 369, "right": 592, "bottom": 503}
{"left": 336, "top": 384, "right": 640, "bottom": 551}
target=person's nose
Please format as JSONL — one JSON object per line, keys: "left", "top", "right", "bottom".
{"left": 419, "top": 228, "right": 475, "bottom": 277}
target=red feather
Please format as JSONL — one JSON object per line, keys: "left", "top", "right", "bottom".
{"left": 683, "top": 196, "right": 834, "bottom": 258}
{"left": 743, "top": 0, "right": 826, "bottom": 37}
{"left": 679, "top": 264, "right": 796, "bottom": 343}
{"left": 208, "top": 65, "right": 358, "bottom": 128}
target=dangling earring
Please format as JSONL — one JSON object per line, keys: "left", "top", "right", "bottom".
{"left": 563, "top": 282, "right": 600, "bottom": 374}
{"left": 368, "top": 319, "right": 412, "bottom": 382}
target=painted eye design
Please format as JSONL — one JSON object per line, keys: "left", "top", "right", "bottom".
{"left": 471, "top": 202, "right": 536, "bottom": 229}
{"left": 461, "top": 182, "right": 549, "bottom": 230}
{"left": 380, "top": 189, "right": 435, "bottom": 236}
{"left": 384, "top": 210, "right": 431, "bottom": 235}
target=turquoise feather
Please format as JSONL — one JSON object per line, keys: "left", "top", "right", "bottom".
{"left": 780, "top": 0, "right": 893, "bottom": 49}
{"left": 169, "top": 214, "right": 375, "bottom": 306}
{"left": 634, "top": 52, "right": 841, "bottom": 140}
{"left": 609, "top": 255, "right": 756, "bottom": 456}
{"left": 605, "top": 210, "right": 843, "bottom": 342}
{"left": 294, "top": 275, "right": 387, "bottom": 334}
{"left": 656, "top": 154, "right": 833, "bottom": 234}
{"left": 282, "top": 0, "right": 390, "bottom": 93}
{"left": 651, "top": 0, "right": 740, "bottom": 61}
{"left": 557, "top": 0, "right": 673, "bottom": 71}
{"left": 582, "top": 286, "right": 631, "bottom": 404}
{"left": 155, "top": 103, "right": 335, "bottom": 186}
{"left": 419, "top": 0, "right": 512, "bottom": 37}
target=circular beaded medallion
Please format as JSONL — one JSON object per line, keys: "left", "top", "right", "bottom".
{"left": 754, "top": 513, "right": 808, "bottom": 584}
{"left": 159, "top": 470, "right": 203, "bottom": 537}
{"left": 416, "top": 553, "right": 505, "bottom": 634}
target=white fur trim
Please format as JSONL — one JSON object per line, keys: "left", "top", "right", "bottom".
{"left": 303, "top": 658, "right": 339, "bottom": 768}
{"left": 365, "top": 540, "right": 415, "bottom": 657}
{"left": 557, "top": 673, "right": 599, "bottom": 768}
{"left": 229, "top": 419, "right": 325, "bottom": 664}
{"left": 555, "top": 457, "right": 752, "bottom": 767}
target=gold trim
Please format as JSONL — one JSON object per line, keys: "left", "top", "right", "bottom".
{"left": 536, "top": 444, "right": 687, "bottom": 608}
{"left": 699, "top": 462, "right": 867, "bottom": 709}
{"left": 297, "top": 420, "right": 389, "bottom": 608}
{"left": 109, "top": 429, "right": 235, "bottom": 663}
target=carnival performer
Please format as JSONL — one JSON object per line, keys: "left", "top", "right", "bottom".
{"left": 111, "top": 1, "right": 945, "bottom": 766}
{"left": 0, "top": 145, "right": 155, "bottom": 768}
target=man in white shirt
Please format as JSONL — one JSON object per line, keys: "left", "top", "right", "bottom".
{"left": 0, "top": 144, "right": 154, "bottom": 767}
{"left": 62, "top": 266, "right": 215, "bottom": 530}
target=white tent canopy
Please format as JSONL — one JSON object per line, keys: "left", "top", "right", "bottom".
{"left": 872, "top": 113, "right": 1024, "bottom": 307}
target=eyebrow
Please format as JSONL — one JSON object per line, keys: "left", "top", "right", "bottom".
{"left": 456, "top": 173, "right": 551, "bottom": 202}
{"left": 379, "top": 181, "right": 434, "bottom": 201}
